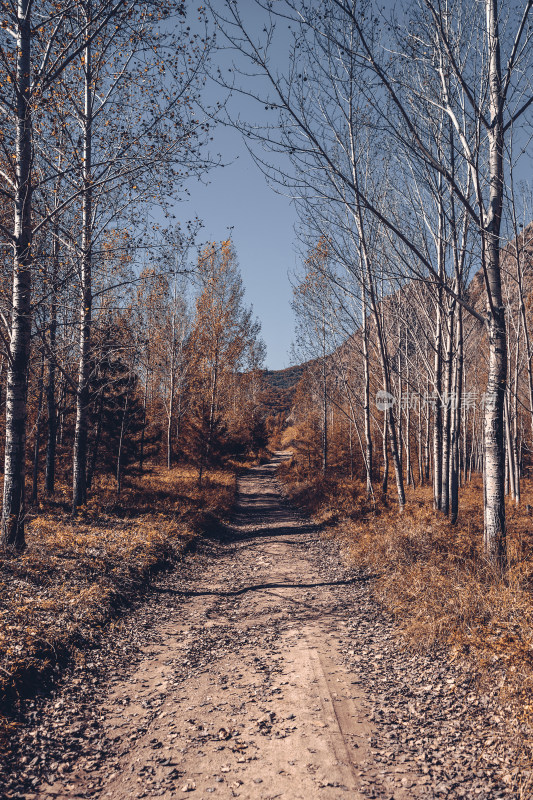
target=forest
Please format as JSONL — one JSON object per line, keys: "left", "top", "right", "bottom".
{"left": 1, "top": 0, "right": 533, "bottom": 798}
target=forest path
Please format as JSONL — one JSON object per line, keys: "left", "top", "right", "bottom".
{"left": 25, "top": 454, "right": 511, "bottom": 800}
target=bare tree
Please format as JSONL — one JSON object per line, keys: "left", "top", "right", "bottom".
{"left": 210, "top": 0, "right": 533, "bottom": 567}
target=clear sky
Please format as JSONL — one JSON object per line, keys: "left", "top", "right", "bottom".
{"left": 181, "top": 127, "right": 299, "bottom": 372}
{"left": 176, "top": 1, "right": 533, "bottom": 371}
{"left": 175, "top": 2, "right": 299, "bottom": 372}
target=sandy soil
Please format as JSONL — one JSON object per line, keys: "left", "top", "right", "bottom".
{"left": 10, "top": 453, "right": 516, "bottom": 800}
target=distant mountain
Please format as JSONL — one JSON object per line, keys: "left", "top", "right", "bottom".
{"left": 257, "top": 224, "right": 533, "bottom": 424}
{"left": 257, "top": 363, "right": 313, "bottom": 419}
{"left": 262, "top": 363, "right": 312, "bottom": 390}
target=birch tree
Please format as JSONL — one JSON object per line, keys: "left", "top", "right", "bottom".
{"left": 0, "top": 0, "right": 136, "bottom": 550}
{"left": 189, "top": 240, "right": 263, "bottom": 483}
{"left": 211, "top": 0, "right": 533, "bottom": 567}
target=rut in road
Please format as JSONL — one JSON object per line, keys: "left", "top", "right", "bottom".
{"left": 27, "top": 453, "right": 514, "bottom": 800}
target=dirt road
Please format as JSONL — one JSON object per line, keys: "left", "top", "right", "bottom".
{"left": 14, "top": 454, "right": 517, "bottom": 799}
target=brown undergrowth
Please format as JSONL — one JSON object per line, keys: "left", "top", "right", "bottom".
{"left": 0, "top": 464, "right": 236, "bottom": 745}
{"left": 278, "top": 457, "right": 533, "bottom": 763}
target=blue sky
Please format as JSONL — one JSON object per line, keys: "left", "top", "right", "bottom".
{"left": 175, "top": 0, "right": 533, "bottom": 371}
{"left": 176, "top": 1, "right": 299, "bottom": 372}
{"left": 181, "top": 126, "right": 299, "bottom": 372}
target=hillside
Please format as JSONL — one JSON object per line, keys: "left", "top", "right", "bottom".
{"left": 262, "top": 362, "right": 312, "bottom": 390}
{"left": 257, "top": 362, "right": 314, "bottom": 419}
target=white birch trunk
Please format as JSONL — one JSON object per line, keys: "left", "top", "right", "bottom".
{"left": 72, "top": 11, "right": 93, "bottom": 513}
{"left": 441, "top": 301, "right": 455, "bottom": 515}
{"left": 1, "top": 1, "right": 33, "bottom": 550}
{"left": 45, "top": 225, "right": 59, "bottom": 496}
{"left": 362, "top": 302, "right": 373, "bottom": 493}
{"left": 482, "top": 0, "right": 507, "bottom": 569}
{"left": 450, "top": 307, "right": 463, "bottom": 524}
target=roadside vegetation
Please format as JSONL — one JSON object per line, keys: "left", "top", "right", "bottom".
{"left": 0, "top": 464, "right": 236, "bottom": 747}
{"left": 277, "top": 452, "right": 533, "bottom": 738}
{"left": 0, "top": 0, "right": 531, "bottom": 792}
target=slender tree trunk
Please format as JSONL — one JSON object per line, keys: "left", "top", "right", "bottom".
{"left": 31, "top": 350, "right": 46, "bottom": 504}
{"left": 139, "top": 371, "right": 148, "bottom": 472}
{"left": 207, "top": 354, "right": 219, "bottom": 460}
{"left": 404, "top": 331, "right": 412, "bottom": 487}
{"left": 58, "top": 376, "right": 66, "bottom": 446}
{"left": 73, "top": 16, "right": 93, "bottom": 514}
{"left": 417, "top": 388, "right": 423, "bottom": 485}
{"left": 116, "top": 389, "right": 130, "bottom": 497}
{"left": 504, "top": 391, "right": 515, "bottom": 499}
{"left": 450, "top": 307, "right": 463, "bottom": 524}
{"left": 362, "top": 260, "right": 404, "bottom": 508}
{"left": 441, "top": 300, "right": 455, "bottom": 515}
{"left": 397, "top": 345, "right": 403, "bottom": 471}
{"left": 482, "top": 0, "right": 506, "bottom": 569}
{"left": 167, "top": 354, "right": 175, "bottom": 470}
{"left": 381, "top": 410, "right": 389, "bottom": 499}
{"left": 469, "top": 404, "right": 476, "bottom": 480}
{"left": 510, "top": 310, "right": 520, "bottom": 502}
{"left": 483, "top": 267, "right": 507, "bottom": 567}
{"left": 512, "top": 202, "right": 533, "bottom": 457}
{"left": 86, "top": 392, "right": 104, "bottom": 491}
{"left": 1, "top": 2, "right": 33, "bottom": 550}
{"left": 424, "top": 373, "right": 431, "bottom": 484}
{"left": 321, "top": 351, "right": 327, "bottom": 476}
{"left": 512, "top": 364, "right": 520, "bottom": 503}
{"left": 350, "top": 152, "right": 403, "bottom": 507}
{"left": 45, "top": 227, "right": 59, "bottom": 496}
{"left": 0, "top": 355, "right": 4, "bottom": 472}
{"left": 433, "top": 283, "right": 443, "bottom": 511}
{"left": 349, "top": 415, "right": 354, "bottom": 480}
{"left": 362, "top": 293, "right": 372, "bottom": 493}
{"left": 175, "top": 391, "right": 182, "bottom": 461}
{"left": 463, "top": 388, "right": 468, "bottom": 486}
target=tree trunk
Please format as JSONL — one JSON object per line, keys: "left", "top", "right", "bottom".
{"left": 86, "top": 391, "right": 104, "bottom": 491}
{"left": 139, "top": 371, "right": 148, "bottom": 472}
{"left": 207, "top": 354, "right": 219, "bottom": 460}
{"left": 463, "top": 383, "right": 468, "bottom": 486}
{"left": 351, "top": 159, "right": 403, "bottom": 507}
{"left": 1, "top": 2, "right": 33, "bottom": 551}
{"left": 45, "top": 227, "right": 59, "bottom": 496}
{"left": 424, "top": 373, "right": 431, "bottom": 484}
{"left": 404, "top": 330, "right": 412, "bottom": 487}
{"left": 381, "top": 411, "right": 389, "bottom": 499}
{"left": 433, "top": 283, "right": 443, "bottom": 511}
{"left": 72, "top": 17, "right": 93, "bottom": 514}
{"left": 321, "top": 352, "right": 327, "bottom": 476}
{"left": 363, "top": 254, "right": 404, "bottom": 509}
{"left": 441, "top": 300, "right": 455, "bottom": 515}
{"left": 504, "top": 392, "right": 515, "bottom": 499}
{"left": 512, "top": 200, "right": 533, "bottom": 465}
{"left": 510, "top": 306, "right": 520, "bottom": 502}
{"left": 417, "top": 386, "right": 423, "bottom": 484}
{"left": 482, "top": 0, "right": 506, "bottom": 569}
{"left": 31, "top": 350, "right": 46, "bottom": 504}
{"left": 167, "top": 359, "right": 175, "bottom": 470}
{"left": 116, "top": 389, "right": 130, "bottom": 497}
{"left": 362, "top": 292, "right": 372, "bottom": 493}
{"left": 450, "top": 307, "right": 463, "bottom": 525}
{"left": 175, "top": 391, "right": 182, "bottom": 461}
{"left": 349, "top": 415, "right": 354, "bottom": 480}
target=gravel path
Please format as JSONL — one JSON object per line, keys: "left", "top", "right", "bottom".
{"left": 5, "top": 454, "right": 524, "bottom": 799}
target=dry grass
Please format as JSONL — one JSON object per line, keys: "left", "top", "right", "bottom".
{"left": 276, "top": 458, "right": 377, "bottom": 522}
{"left": 279, "top": 457, "right": 533, "bottom": 727}
{"left": 0, "top": 464, "right": 235, "bottom": 743}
